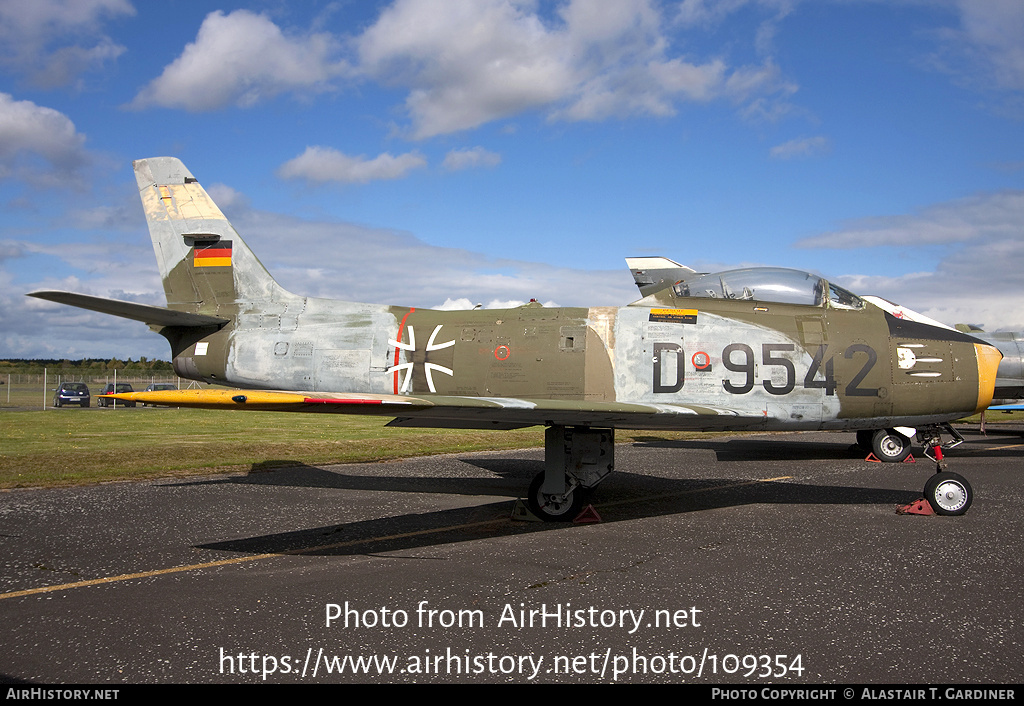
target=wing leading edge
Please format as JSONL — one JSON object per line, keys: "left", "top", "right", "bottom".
{"left": 104, "top": 388, "right": 769, "bottom": 431}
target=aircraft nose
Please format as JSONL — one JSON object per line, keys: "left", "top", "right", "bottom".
{"left": 974, "top": 343, "right": 1003, "bottom": 413}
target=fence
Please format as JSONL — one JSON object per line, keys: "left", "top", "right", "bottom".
{"left": 1, "top": 369, "right": 198, "bottom": 409}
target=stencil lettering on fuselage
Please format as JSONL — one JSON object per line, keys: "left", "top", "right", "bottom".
{"left": 613, "top": 307, "right": 840, "bottom": 423}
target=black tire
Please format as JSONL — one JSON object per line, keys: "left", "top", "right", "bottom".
{"left": 526, "top": 473, "right": 584, "bottom": 522}
{"left": 924, "top": 472, "right": 973, "bottom": 516}
{"left": 856, "top": 429, "right": 874, "bottom": 451}
{"left": 872, "top": 428, "right": 912, "bottom": 463}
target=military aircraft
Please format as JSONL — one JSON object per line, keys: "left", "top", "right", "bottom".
{"left": 29, "top": 157, "right": 1001, "bottom": 519}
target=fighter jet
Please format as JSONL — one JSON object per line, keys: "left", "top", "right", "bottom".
{"left": 29, "top": 157, "right": 1001, "bottom": 519}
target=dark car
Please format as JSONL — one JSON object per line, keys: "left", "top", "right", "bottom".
{"left": 53, "top": 382, "right": 90, "bottom": 407}
{"left": 98, "top": 383, "right": 136, "bottom": 407}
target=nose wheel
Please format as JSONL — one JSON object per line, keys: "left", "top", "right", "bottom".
{"left": 923, "top": 471, "right": 973, "bottom": 516}
{"left": 918, "top": 432, "right": 972, "bottom": 516}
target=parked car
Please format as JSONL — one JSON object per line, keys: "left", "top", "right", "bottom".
{"left": 98, "top": 383, "right": 136, "bottom": 407}
{"left": 53, "top": 382, "right": 90, "bottom": 407}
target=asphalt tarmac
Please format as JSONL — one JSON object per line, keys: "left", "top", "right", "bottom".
{"left": 2, "top": 426, "right": 1022, "bottom": 684}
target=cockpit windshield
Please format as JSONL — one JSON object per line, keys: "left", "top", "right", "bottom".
{"left": 670, "top": 267, "right": 864, "bottom": 309}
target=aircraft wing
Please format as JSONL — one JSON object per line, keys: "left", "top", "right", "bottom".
{"left": 28, "top": 291, "right": 229, "bottom": 328}
{"left": 987, "top": 403, "right": 1024, "bottom": 411}
{"left": 104, "top": 388, "right": 769, "bottom": 431}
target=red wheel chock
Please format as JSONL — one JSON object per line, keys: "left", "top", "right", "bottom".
{"left": 897, "top": 498, "right": 934, "bottom": 515}
{"left": 865, "top": 453, "right": 916, "bottom": 463}
{"left": 573, "top": 505, "right": 602, "bottom": 524}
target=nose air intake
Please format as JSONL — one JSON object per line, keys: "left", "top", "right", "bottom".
{"left": 975, "top": 343, "right": 1002, "bottom": 413}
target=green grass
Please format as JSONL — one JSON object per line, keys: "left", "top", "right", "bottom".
{"left": 0, "top": 406, "right": 717, "bottom": 489}
{"left": 0, "top": 407, "right": 541, "bottom": 488}
{"left": 3, "top": 378, "right": 1016, "bottom": 490}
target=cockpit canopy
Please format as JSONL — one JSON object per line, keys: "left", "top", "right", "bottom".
{"left": 670, "top": 267, "right": 864, "bottom": 309}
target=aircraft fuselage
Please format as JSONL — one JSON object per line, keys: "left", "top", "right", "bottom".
{"left": 169, "top": 291, "right": 992, "bottom": 433}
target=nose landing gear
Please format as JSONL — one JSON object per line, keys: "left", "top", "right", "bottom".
{"left": 917, "top": 428, "right": 973, "bottom": 515}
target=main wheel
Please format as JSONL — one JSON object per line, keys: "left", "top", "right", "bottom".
{"left": 872, "top": 428, "right": 912, "bottom": 463}
{"left": 527, "top": 473, "right": 584, "bottom": 522}
{"left": 924, "top": 472, "right": 973, "bottom": 516}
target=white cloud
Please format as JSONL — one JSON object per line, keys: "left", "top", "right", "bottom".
{"left": 769, "top": 135, "right": 829, "bottom": 159}
{"left": 436, "top": 296, "right": 558, "bottom": 310}
{"left": 357, "top": 0, "right": 574, "bottom": 137}
{"left": 216, "top": 203, "right": 634, "bottom": 308}
{"left": 675, "top": 0, "right": 755, "bottom": 28}
{"left": 277, "top": 146, "right": 427, "bottom": 184}
{"left": 0, "top": 93, "right": 90, "bottom": 185}
{"left": 130, "top": 10, "right": 348, "bottom": 111}
{"left": 0, "top": 0, "right": 134, "bottom": 87}
{"left": 938, "top": 0, "right": 1024, "bottom": 92}
{"left": 205, "top": 183, "right": 249, "bottom": 216}
{"left": 796, "top": 191, "right": 1024, "bottom": 249}
{"left": 799, "top": 190, "right": 1024, "bottom": 331}
{"left": 127, "top": 1, "right": 798, "bottom": 133}
{"left": 2, "top": 236, "right": 169, "bottom": 359}
{"left": 442, "top": 147, "right": 502, "bottom": 171}
{"left": 356, "top": 0, "right": 793, "bottom": 137}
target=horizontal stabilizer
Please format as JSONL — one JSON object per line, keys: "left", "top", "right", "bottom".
{"left": 28, "top": 291, "right": 229, "bottom": 328}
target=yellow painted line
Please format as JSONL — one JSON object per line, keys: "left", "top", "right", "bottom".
{"left": 984, "top": 442, "right": 1024, "bottom": 451}
{"left": 1, "top": 476, "right": 792, "bottom": 601}
{"left": 958, "top": 442, "right": 1024, "bottom": 454}
{"left": 0, "top": 518, "right": 507, "bottom": 601}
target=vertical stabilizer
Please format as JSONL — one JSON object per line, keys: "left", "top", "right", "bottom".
{"left": 134, "top": 157, "right": 288, "bottom": 316}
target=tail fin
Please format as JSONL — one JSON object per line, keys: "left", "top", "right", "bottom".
{"left": 134, "top": 157, "right": 289, "bottom": 316}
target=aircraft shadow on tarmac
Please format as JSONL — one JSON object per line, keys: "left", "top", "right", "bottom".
{"left": 164, "top": 436, "right": 866, "bottom": 505}
{"left": 165, "top": 457, "right": 543, "bottom": 496}
{"left": 192, "top": 446, "right": 924, "bottom": 558}
{"left": 182, "top": 429, "right": 1024, "bottom": 558}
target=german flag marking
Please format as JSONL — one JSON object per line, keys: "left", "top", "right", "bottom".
{"left": 193, "top": 240, "right": 232, "bottom": 267}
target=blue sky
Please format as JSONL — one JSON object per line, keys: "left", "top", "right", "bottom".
{"left": 1, "top": 0, "right": 1022, "bottom": 359}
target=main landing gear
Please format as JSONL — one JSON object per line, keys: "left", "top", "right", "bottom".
{"left": 527, "top": 426, "right": 614, "bottom": 522}
{"left": 858, "top": 423, "right": 974, "bottom": 515}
